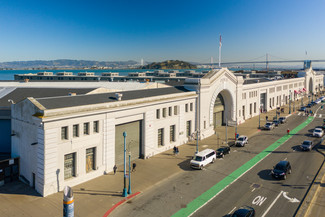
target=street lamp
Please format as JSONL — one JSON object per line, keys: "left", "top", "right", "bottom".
{"left": 122, "top": 132, "right": 128, "bottom": 197}
{"left": 258, "top": 105, "right": 263, "bottom": 129}
{"left": 289, "top": 90, "right": 291, "bottom": 114}
{"left": 128, "top": 151, "right": 132, "bottom": 195}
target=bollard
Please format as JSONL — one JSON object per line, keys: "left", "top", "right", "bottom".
{"left": 63, "top": 186, "right": 74, "bottom": 217}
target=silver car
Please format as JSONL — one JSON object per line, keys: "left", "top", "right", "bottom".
{"left": 301, "top": 140, "right": 313, "bottom": 151}
{"left": 235, "top": 136, "right": 248, "bottom": 147}
{"left": 264, "top": 122, "right": 274, "bottom": 130}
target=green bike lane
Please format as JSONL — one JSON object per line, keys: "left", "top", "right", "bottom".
{"left": 172, "top": 116, "right": 315, "bottom": 217}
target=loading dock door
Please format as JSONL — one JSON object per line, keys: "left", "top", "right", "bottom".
{"left": 115, "top": 121, "right": 142, "bottom": 165}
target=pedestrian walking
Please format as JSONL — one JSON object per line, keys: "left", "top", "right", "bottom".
{"left": 266, "top": 116, "right": 268, "bottom": 121}
{"left": 176, "top": 147, "right": 179, "bottom": 155}
{"left": 113, "top": 165, "right": 117, "bottom": 175}
{"left": 132, "top": 162, "right": 136, "bottom": 172}
{"left": 173, "top": 146, "right": 177, "bottom": 155}
{"left": 287, "top": 128, "right": 290, "bottom": 135}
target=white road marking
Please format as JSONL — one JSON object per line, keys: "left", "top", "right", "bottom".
{"left": 283, "top": 157, "right": 287, "bottom": 161}
{"left": 251, "top": 188, "right": 256, "bottom": 192}
{"left": 282, "top": 192, "right": 300, "bottom": 203}
{"left": 261, "top": 191, "right": 283, "bottom": 217}
{"left": 319, "top": 114, "right": 322, "bottom": 118}
{"left": 252, "top": 196, "right": 267, "bottom": 206}
{"left": 228, "top": 207, "right": 236, "bottom": 214}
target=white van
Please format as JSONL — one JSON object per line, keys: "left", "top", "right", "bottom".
{"left": 190, "top": 149, "right": 216, "bottom": 169}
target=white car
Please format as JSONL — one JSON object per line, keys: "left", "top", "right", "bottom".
{"left": 190, "top": 149, "right": 216, "bottom": 169}
{"left": 235, "top": 135, "right": 248, "bottom": 147}
{"left": 313, "top": 128, "right": 324, "bottom": 138}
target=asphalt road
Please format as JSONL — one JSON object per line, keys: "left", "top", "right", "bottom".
{"left": 110, "top": 104, "right": 325, "bottom": 217}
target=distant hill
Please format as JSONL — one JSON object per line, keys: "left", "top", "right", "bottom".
{"left": 141, "top": 60, "right": 197, "bottom": 69}
{"left": 0, "top": 59, "right": 138, "bottom": 69}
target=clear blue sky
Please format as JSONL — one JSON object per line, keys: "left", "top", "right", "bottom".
{"left": 0, "top": 0, "right": 324, "bottom": 63}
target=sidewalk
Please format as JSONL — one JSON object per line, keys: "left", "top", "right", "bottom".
{"left": 0, "top": 97, "right": 313, "bottom": 217}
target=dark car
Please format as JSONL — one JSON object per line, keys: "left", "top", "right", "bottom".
{"left": 278, "top": 117, "right": 287, "bottom": 124}
{"left": 311, "top": 101, "right": 316, "bottom": 106}
{"left": 300, "top": 106, "right": 306, "bottom": 111}
{"left": 271, "top": 161, "right": 291, "bottom": 180}
{"left": 273, "top": 120, "right": 280, "bottom": 127}
{"left": 307, "top": 103, "right": 312, "bottom": 108}
{"left": 216, "top": 146, "right": 230, "bottom": 158}
{"left": 231, "top": 206, "right": 255, "bottom": 217}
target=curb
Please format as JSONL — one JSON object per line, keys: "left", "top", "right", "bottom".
{"left": 102, "top": 191, "right": 141, "bottom": 217}
{"left": 294, "top": 147, "right": 325, "bottom": 217}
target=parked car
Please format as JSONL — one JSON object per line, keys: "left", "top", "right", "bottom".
{"left": 315, "top": 100, "right": 321, "bottom": 104}
{"left": 231, "top": 206, "right": 255, "bottom": 217}
{"left": 300, "top": 106, "right": 306, "bottom": 111}
{"left": 313, "top": 128, "right": 324, "bottom": 138}
{"left": 264, "top": 122, "right": 274, "bottom": 130}
{"left": 301, "top": 140, "right": 313, "bottom": 151}
{"left": 235, "top": 136, "right": 248, "bottom": 147}
{"left": 216, "top": 146, "right": 230, "bottom": 158}
{"left": 273, "top": 120, "right": 280, "bottom": 127}
{"left": 190, "top": 149, "right": 216, "bottom": 169}
{"left": 271, "top": 161, "right": 291, "bottom": 180}
{"left": 278, "top": 117, "right": 287, "bottom": 124}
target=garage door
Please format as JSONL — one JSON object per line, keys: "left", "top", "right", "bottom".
{"left": 115, "top": 121, "right": 142, "bottom": 165}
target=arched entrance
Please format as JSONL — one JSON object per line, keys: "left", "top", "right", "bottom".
{"left": 213, "top": 93, "right": 225, "bottom": 128}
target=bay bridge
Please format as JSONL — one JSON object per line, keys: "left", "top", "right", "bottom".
{"left": 203, "top": 53, "right": 325, "bottom": 69}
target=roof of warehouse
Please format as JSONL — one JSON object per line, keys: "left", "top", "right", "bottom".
{"left": 35, "top": 86, "right": 192, "bottom": 110}
{"left": 0, "top": 87, "right": 95, "bottom": 107}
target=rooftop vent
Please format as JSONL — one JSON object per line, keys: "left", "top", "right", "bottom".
{"left": 115, "top": 93, "right": 123, "bottom": 101}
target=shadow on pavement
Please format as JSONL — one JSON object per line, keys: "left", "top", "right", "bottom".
{"left": 177, "top": 158, "right": 192, "bottom": 171}
{"left": 0, "top": 180, "right": 41, "bottom": 197}
{"left": 257, "top": 169, "right": 274, "bottom": 181}
{"left": 292, "top": 145, "right": 302, "bottom": 152}
{"left": 73, "top": 188, "right": 122, "bottom": 197}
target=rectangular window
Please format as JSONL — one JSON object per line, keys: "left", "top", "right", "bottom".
{"left": 186, "top": 120, "right": 191, "bottom": 137}
{"left": 168, "top": 107, "right": 172, "bottom": 116}
{"left": 170, "top": 125, "right": 175, "bottom": 142}
{"left": 174, "top": 106, "right": 178, "bottom": 115}
{"left": 73, "top": 124, "right": 79, "bottom": 138}
{"left": 163, "top": 108, "right": 167, "bottom": 118}
{"left": 61, "top": 126, "right": 68, "bottom": 140}
{"left": 93, "top": 121, "right": 99, "bottom": 133}
{"left": 204, "top": 121, "right": 206, "bottom": 129}
{"left": 190, "top": 103, "right": 193, "bottom": 111}
{"left": 156, "top": 109, "right": 160, "bottom": 119}
{"left": 254, "top": 102, "right": 256, "bottom": 113}
{"left": 185, "top": 104, "right": 188, "bottom": 112}
{"left": 83, "top": 122, "right": 90, "bottom": 135}
{"left": 158, "top": 128, "right": 164, "bottom": 147}
{"left": 250, "top": 103, "right": 252, "bottom": 115}
{"left": 86, "top": 147, "right": 96, "bottom": 173}
{"left": 64, "top": 153, "right": 75, "bottom": 179}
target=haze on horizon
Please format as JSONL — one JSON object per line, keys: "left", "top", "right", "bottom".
{"left": 1, "top": 0, "right": 325, "bottom": 64}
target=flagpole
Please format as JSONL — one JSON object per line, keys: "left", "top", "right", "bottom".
{"left": 219, "top": 35, "right": 222, "bottom": 67}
